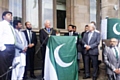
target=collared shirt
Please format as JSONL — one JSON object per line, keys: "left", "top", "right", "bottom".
{"left": 15, "top": 29, "right": 24, "bottom": 45}
{"left": 46, "top": 28, "right": 50, "bottom": 33}
{"left": 112, "top": 46, "right": 119, "bottom": 57}
{"left": 69, "top": 31, "right": 73, "bottom": 36}
{"left": 88, "top": 31, "right": 94, "bottom": 44}
{"left": 27, "top": 29, "right": 32, "bottom": 44}
{"left": 0, "top": 20, "right": 15, "bottom": 51}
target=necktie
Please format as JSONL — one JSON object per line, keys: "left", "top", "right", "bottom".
{"left": 114, "top": 47, "right": 118, "bottom": 59}
{"left": 47, "top": 28, "right": 50, "bottom": 33}
{"left": 29, "top": 30, "right": 31, "bottom": 44}
{"left": 88, "top": 32, "right": 92, "bottom": 44}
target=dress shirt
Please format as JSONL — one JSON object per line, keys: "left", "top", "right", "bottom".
{"left": 88, "top": 31, "right": 94, "bottom": 44}
{"left": 46, "top": 28, "right": 50, "bottom": 33}
{"left": 112, "top": 46, "right": 119, "bottom": 57}
{"left": 15, "top": 29, "right": 24, "bottom": 45}
{"left": 69, "top": 31, "right": 73, "bottom": 36}
{"left": 0, "top": 20, "right": 15, "bottom": 51}
{"left": 27, "top": 30, "right": 32, "bottom": 44}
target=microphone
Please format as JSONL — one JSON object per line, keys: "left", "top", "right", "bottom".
{"left": 9, "top": 62, "right": 20, "bottom": 69}
{"left": 102, "top": 42, "right": 106, "bottom": 46}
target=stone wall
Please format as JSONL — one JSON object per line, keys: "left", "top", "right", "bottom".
{"left": 66, "top": 0, "right": 90, "bottom": 33}
{"left": 0, "top": 0, "right": 9, "bottom": 21}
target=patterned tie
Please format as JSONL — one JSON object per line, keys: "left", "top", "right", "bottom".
{"left": 47, "top": 28, "right": 50, "bottom": 33}
{"left": 114, "top": 47, "right": 118, "bottom": 59}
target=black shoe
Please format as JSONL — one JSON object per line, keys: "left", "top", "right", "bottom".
{"left": 80, "top": 68, "right": 84, "bottom": 70}
{"left": 30, "top": 74, "right": 36, "bottom": 78}
{"left": 83, "top": 75, "right": 91, "bottom": 79}
{"left": 23, "top": 76, "right": 28, "bottom": 80}
{"left": 93, "top": 77, "right": 97, "bottom": 80}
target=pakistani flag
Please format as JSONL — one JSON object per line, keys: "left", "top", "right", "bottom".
{"left": 107, "top": 18, "right": 120, "bottom": 39}
{"left": 44, "top": 36, "right": 78, "bottom": 80}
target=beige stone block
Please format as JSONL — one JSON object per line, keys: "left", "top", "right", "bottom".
{"left": 75, "top": 0, "right": 84, "bottom": 5}
{"left": 78, "top": 5, "right": 88, "bottom": 13}
{"left": 2, "top": 0, "right": 9, "bottom": 9}
{"left": 75, "top": 23, "right": 87, "bottom": 33}
{"left": 84, "top": 0, "right": 90, "bottom": 6}
{"left": 84, "top": 14, "right": 90, "bottom": 23}
{"left": 74, "top": 13, "right": 86, "bottom": 20}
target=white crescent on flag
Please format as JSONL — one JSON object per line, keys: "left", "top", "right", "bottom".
{"left": 54, "top": 44, "right": 74, "bottom": 67}
{"left": 113, "top": 23, "right": 120, "bottom": 35}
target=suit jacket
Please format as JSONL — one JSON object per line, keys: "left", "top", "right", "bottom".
{"left": 81, "top": 31, "right": 86, "bottom": 38}
{"left": 39, "top": 28, "right": 56, "bottom": 47}
{"left": 104, "top": 46, "right": 120, "bottom": 75}
{"left": 23, "top": 30, "right": 37, "bottom": 48}
{"left": 82, "top": 31, "right": 100, "bottom": 55}
{"left": 15, "top": 29, "right": 27, "bottom": 57}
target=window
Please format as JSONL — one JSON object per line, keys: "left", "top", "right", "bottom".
{"left": 42, "top": 0, "right": 53, "bottom": 28}
{"left": 90, "top": 0, "right": 96, "bottom": 22}
{"left": 26, "top": 0, "right": 38, "bottom": 29}
{"left": 9, "top": 0, "right": 22, "bottom": 21}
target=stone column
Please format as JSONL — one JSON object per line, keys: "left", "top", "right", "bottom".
{"left": 0, "top": 0, "right": 9, "bottom": 20}
{"left": 66, "top": 0, "right": 90, "bottom": 33}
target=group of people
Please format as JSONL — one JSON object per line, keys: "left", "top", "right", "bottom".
{"left": 0, "top": 11, "right": 37, "bottom": 80}
{"left": 40, "top": 20, "right": 120, "bottom": 80}
{"left": 0, "top": 10, "right": 120, "bottom": 80}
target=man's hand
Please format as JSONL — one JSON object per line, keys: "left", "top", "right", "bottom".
{"left": 85, "top": 45, "right": 91, "bottom": 50}
{"left": 28, "top": 43, "right": 34, "bottom": 48}
{"left": 23, "top": 47, "right": 27, "bottom": 53}
{"left": 114, "top": 69, "right": 120, "bottom": 74}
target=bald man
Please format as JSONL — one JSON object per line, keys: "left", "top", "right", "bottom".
{"left": 39, "top": 20, "right": 56, "bottom": 79}
{"left": 104, "top": 38, "right": 120, "bottom": 80}
{"left": 82, "top": 23, "right": 101, "bottom": 80}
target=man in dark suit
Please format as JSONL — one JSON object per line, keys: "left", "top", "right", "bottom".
{"left": 39, "top": 20, "right": 56, "bottom": 80}
{"left": 81, "top": 25, "right": 89, "bottom": 38}
{"left": 23, "top": 21, "right": 37, "bottom": 79}
{"left": 64, "top": 24, "right": 78, "bottom": 36}
{"left": 80, "top": 25, "right": 89, "bottom": 72}
{"left": 82, "top": 23, "right": 100, "bottom": 80}
{"left": 104, "top": 38, "right": 120, "bottom": 80}
{"left": 64, "top": 24, "right": 82, "bottom": 73}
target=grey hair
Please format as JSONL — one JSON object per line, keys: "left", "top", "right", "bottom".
{"left": 89, "top": 23, "right": 96, "bottom": 29}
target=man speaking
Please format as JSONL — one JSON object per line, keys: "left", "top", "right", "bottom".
{"left": 0, "top": 11, "right": 15, "bottom": 80}
{"left": 39, "top": 20, "right": 56, "bottom": 80}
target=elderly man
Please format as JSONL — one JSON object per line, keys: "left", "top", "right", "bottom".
{"left": 104, "top": 38, "right": 120, "bottom": 80}
{"left": 39, "top": 20, "right": 56, "bottom": 79}
{"left": 82, "top": 23, "right": 101, "bottom": 80}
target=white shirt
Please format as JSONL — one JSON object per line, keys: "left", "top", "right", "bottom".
{"left": 15, "top": 29, "right": 24, "bottom": 45}
{"left": 27, "top": 30, "right": 32, "bottom": 44}
{"left": 0, "top": 20, "right": 15, "bottom": 51}
{"left": 69, "top": 31, "right": 73, "bottom": 36}
{"left": 88, "top": 31, "right": 94, "bottom": 44}
{"left": 112, "top": 47, "right": 119, "bottom": 57}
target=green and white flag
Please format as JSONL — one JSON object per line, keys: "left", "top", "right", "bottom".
{"left": 107, "top": 18, "right": 120, "bottom": 39}
{"left": 44, "top": 36, "right": 78, "bottom": 80}
{"left": 101, "top": 18, "right": 120, "bottom": 39}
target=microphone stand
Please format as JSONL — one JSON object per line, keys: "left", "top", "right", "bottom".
{"left": 0, "top": 62, "right": 20, "bottom": 80}
{"left": 35, "top": 35, "right": 50, "bottom": 55}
